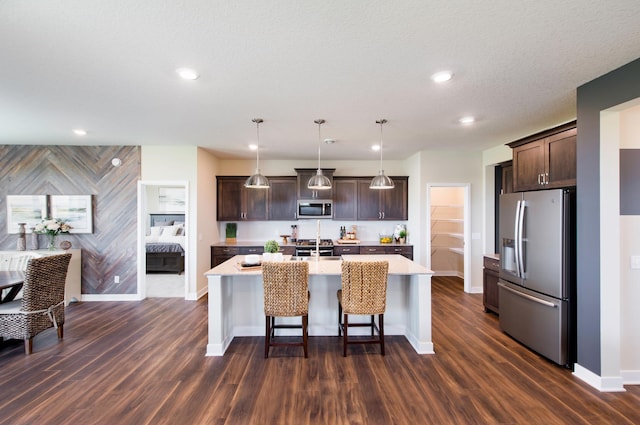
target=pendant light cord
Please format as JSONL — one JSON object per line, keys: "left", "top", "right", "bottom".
{"left": 252, "top": 118, "right": 263, "bottom": 171}
{"left": 314, "top": 119, "right": 325, "bottom": 170}
{"left": 377, "top": 118, "right": 387, "bottom": 171}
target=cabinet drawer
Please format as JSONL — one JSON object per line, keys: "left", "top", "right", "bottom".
{"left": 334, "top": 246, "right": 360, "bottom": 255}
{"left": 483, "top": 256, "right": 500, "bottom": 271}
{"left": 212, "top": 246, "right": 239, "bottom": 256}
{"left": 385, "top": 246, "right": 412, "bottom": 255}
{"left": 360, "top": 246, "right": 386, "bottom": 254}
{"left": 240, "top": 246, "right": 264, "bottom": 255}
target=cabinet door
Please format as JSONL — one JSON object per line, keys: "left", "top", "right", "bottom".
{"left": 501, "top": 164, "right": 514, "bottom": 194}
{"left": 333, "top": 178, "right": 358, "bottom": 220}
{"left": 545, "top": 128, "right": 576, "bottom": 189}
{"left": 217, "top": 177, "right": 268, "bottom": 221}
{"left": 483, "top": 268, "right": 500, "bottom": 314}
{"left": 217, "top": 178, "right": 244, "bottom": 221}
{"left": 268, "top": 177, "right": 297, "bottom": 220}
{"left": 380, "top": 177, "right": 408, "bottom": 220}
{"left": 385, "top": 245, "right": 413, "bottom": 259}
{"left": 356, "top": 179, "right": 382, "bottom": 220}
{"left": 245, "top": 188, "right": 268, "bottom": 220}
{"left": 512, "top": 140, "right": 545, "bottom": 192}
{"left": 297, "top": 169, "right": 333, "bottom": 199}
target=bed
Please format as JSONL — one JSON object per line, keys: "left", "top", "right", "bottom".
{"left": 146, "top": 214, "right": 186, "bottom": 274}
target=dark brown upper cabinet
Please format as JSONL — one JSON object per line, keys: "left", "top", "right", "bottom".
{"left": 216, "top": 177, "right": 268, "bottom": 221}
{"left": 295, "top": 168, "right": 335, "bottom": 199}
{"left": 268, "top": 177, "right": 297, "bottom": 220}
{"left": 508, "top": 121, "right": 576, "bottom": 192}
{"left": 356, "top": 177, "right": 408, "bottom": 220}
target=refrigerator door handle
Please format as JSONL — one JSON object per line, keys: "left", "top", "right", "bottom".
{"left": 514, "top": 200, "right": 521, "bottom": 277}
{"left": 517, "top": 199, "right": 525, "bottom": 277}
{"left": 498, "top": 282, "right": 557, "bottom": 308}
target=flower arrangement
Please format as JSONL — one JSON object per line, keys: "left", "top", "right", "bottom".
{"left": 34, "top": 218, "right": 72, "bottom": 250}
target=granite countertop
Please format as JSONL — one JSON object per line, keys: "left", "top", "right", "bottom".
{"left": 212, "top": 240, "right": 412, "bottom": 247}
{"left": 484, "top": 253, "right": 500, "bottom": 260}
{"left": 206, "top": 254, "right": 431, "bottom": 276}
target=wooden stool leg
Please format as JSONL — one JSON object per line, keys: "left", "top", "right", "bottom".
{"left": 302, "top": 315, "right": 309, "bottom": 358}
{"left": 264, "top": 315, "right": 271, "bottom": 358}
{"left": 338, "top": 302, "right": 342, "bottom": 336}
{"left": 57, "top": 324, "right": 64, "bottom": 339}
{"left": 24, "top": 338, "right": 33, "bottom": 355}
{"left": 343, "top": 313, "right": 348, "bottom": 357}
{"left": 379, "top": 314, "right": 385, "bottom": 356}
{"left": 370, "top": 314, "right": 375, "bottom": 336}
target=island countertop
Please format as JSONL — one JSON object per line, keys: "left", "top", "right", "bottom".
{"left": 205, "top": 254, "right": 434, "bottom": 357}
{"left": 205, "top": 254, "right": 431, "bottom": 277}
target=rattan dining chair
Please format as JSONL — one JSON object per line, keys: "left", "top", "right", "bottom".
{"left": 337, "top": 260, "right": 389, "bottom": 357}
{"left": 0, "top": 254, "right": 71, "bottom": 355}
{"left": 262, "top": 261, "right": 310, "bottom": 358}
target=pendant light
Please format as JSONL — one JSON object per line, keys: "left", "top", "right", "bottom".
{"left": 307, "top": 118, "right": 332, "bottom": 190}
{"left": 369, "top": 119, "right": 395, "bottom": 189}
{"left": 244, "top": 118, "right": 270, "bottom": 189}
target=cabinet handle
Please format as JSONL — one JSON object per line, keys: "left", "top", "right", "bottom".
{"left": 545, "top": 172, "right": 549, "bottom": 185}
{"left": 382, "top": 212, "right": 385, "bottom": 219}
{"left": 537, "top": 173, "right": 542, "bottom": 185}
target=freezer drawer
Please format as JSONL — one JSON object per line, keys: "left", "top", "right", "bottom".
{"left": 498, "top": 280, "right": 569, "bottom": 366}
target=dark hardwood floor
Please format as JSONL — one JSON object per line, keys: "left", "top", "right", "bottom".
{"left": 0, "top": 276, "right": 638, "bottom": 424}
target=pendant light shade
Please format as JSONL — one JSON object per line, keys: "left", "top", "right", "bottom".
{"left": 369, "top": 119, "right": 394, "bottom": 189}
{"left": 308, "top": 119, "right": 332, "bottom": 190}
{"left": 245, "top": 118, "right": 270, "bottom": 189}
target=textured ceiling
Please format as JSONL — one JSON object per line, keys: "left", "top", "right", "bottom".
{"left": 1, "top": 1, "right": 640, "bottom": 160}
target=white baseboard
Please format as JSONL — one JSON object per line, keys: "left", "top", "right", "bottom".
{"left": 573, "top": 363, "right": 626, "bottom": 392}
{"left": 81, "top": 294, "right": 141, "bottom": 302}
{"left": 621, "top": 369, "right": 640, "bottom": 385}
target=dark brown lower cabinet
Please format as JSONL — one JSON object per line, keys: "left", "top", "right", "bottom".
{"left": 483, "top": 256, "right": 500, "bottom": 314}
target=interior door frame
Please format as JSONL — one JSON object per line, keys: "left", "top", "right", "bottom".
{"left": 426, "top": 183, "right": 472, "bottom": 293}
{"left": 137, "top": 180, "right": 189, "bottom": 299}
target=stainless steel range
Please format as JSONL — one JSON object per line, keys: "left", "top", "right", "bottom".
{"left": 295, "top": 239, "right": 334, "bottom": 256}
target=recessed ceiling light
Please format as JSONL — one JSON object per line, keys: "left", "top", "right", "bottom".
{"left": 249, "top": 144, "right": 258, "bottom": 151}
{"left": 431, "top": 71, "right": 453, "bottom": 83}
{"left": 459, "top": 116, "right": 475, "bottom": 125}
{"left": 73, "top": 129, "right": 87, "bottom": 136}
{"left": 371, "top": 144, "right": 381, "bottom": 151}
{"left": 324, "top": 139, "right": 335, "bottom": 144}
{"left": 176, "top": 68, "right": 199, "bottom": 80}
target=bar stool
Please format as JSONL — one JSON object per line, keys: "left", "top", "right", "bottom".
{"left": 262, "top": 261, "right": 310, "bottom": 358}
{"left": 337, "top": 260, "right": 389, "bottom": 357}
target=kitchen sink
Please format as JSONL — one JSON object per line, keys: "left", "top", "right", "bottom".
{"left": 290, "top": 256, "right": 342, "bottom": 261}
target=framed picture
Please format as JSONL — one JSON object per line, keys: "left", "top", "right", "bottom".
{"left": 50, "top": 195, "right": 93, "bottom": 234}
{"left": 158, "top": 187, "right": 186, "bottom": 212}
{"left": 6, "top": 195, "right": 48, "bottom": 233}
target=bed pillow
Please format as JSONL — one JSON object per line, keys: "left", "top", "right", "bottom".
{"left": 149, "top": 226, "right": 162, "bottom": 237}
{"left": 161, "top": 225, "right": 180, "bottom": 236}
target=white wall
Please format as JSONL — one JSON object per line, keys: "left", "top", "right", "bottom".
{"left": 619, "top": 104, "right": 640, "bottom": 381}
{"left": 417, "top": 151, "right": 484, "bottom": 292}
{"left": 141, "top": 146, "right": 198, "bottom": 298}
{"left": 196, "top": 148, "right": 220, "bottom": 298}
{"left": 482, "top": 144, "right": 512, "bottom": 255}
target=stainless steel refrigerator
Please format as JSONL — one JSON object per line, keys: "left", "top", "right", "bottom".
{"left": 498, "top": 188, "right": 576, "bottom": 367}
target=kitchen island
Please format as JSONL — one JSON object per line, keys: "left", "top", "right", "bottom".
{"left": 204, "top": 254, "right": 434, "bottom": 356}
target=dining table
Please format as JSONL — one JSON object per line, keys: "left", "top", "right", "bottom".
{"left": 0, "top": 271, "right": 25, "bottom": 304}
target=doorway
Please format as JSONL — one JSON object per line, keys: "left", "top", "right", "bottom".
{"left": 137, "top": 181, "right": 189, "bottom": 299}
{"left": 426, "top": 183, "right": 471, "bottom": 292}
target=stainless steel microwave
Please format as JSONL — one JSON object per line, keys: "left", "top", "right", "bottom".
{"left": 297, "top": 200, "right": 333, "bottom": 218}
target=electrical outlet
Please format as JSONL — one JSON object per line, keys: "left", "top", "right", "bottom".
{"left": 631, "top": 256, "right": 640, "bottom": 270}
{"left": 114, "top": 275, "right": 120, "bottom": 283}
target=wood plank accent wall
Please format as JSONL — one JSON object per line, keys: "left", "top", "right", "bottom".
{"left": 0, "top": 145, "right": 140, "bottom": 295}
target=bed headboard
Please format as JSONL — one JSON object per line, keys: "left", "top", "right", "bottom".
{"left": 149, "top": 214, "right": 185, "bottom": 227}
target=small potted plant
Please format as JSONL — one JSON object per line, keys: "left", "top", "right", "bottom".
{"left": 398, "top": 229, "right": 407, "bottom": 244}
{"left": 263, "top": 239, "right": 280, "bottom": 260}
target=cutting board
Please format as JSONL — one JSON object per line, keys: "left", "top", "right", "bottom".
{"left": 336, "top": 239, "right": 360, "bottom": 244}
